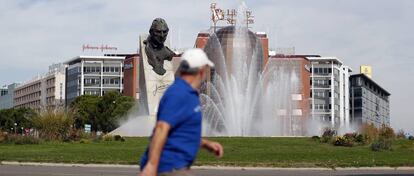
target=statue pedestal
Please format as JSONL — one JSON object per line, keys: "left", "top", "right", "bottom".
{"left": 138, "top": 34, "right": 175, "bottom": 121}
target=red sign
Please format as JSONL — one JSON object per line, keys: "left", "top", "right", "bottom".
{"left": 82, "top": 44, "right": 118, "bottom": 52}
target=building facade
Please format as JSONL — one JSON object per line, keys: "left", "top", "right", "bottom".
{"left": 0, "top": 86, "right": 7, "bottom": 96}
{"left": 267, "top": 55, "right": 315, "bottom": 135}
{"left": 349, "top": 74, "right": 390, "bottom": 127}
{"left": 308, "top": 57, "right": 352, "bottom": 128}
{"left": 0, "top": 83, "right": 20, "bottom": 109}
{"left": 14, "top": 64, "right": 65, "bottom": 111}
{"left": 65, "top": 56, "right": 124, "bottom": 106}
{"left": 118, "top": 54, "right": 139, "bottom": 99}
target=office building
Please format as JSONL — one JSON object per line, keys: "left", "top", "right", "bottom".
{"left": 267, "top": 55, "right": 318, "bottom": 135}
{"left": 308, "top": 57, "right": 352, "bottom": 128}
{"left": 14, "top": 63, "right": 66, "bottom": 110}
{"left": 65, "top": 55, "right": 124, "bottom": 106}
{"left": 0, "top": 83, "right": 20, "bottom": 109}
{"left": 349, "top": 74, "right": 390, "bottom": 127}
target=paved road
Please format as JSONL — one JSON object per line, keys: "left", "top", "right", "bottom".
{"left": 0, "top": 165, "right": 413, "bottom": 176}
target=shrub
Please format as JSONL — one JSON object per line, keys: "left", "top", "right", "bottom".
{"left": 371, "top": 138, "right": 392, "bottom": 151}
{"left": 66, "top": 129, "right": 95, "bottom": 142}
{"left": 0, "top": 130, "right": 7, "bottom": 143}
{"left": 355, "top": 134, "right": 365, "bottom": 143}
{"left": 360, "top": 123, "right": 378, "bottom": 144}
{"left": 32, "top": 110, "right": 74, "bottom": 141}
{"left": 396, "top": 129, "right": 406, "bottom": 139}
{"left": 409, "top": 136, "right": 414, "bottom": 140}
{"left": 333, "top": 136, "right": 354, "bottom": 147}
{"left": 79, "top": 139, "right": 91, "bottom": 144}
{"left": 113, "top": 135, "right": 125, "bottom": 142}
{"left": 311, "top": 136, "right": 320, "bottom": 141}
{"left": 103, "top": 135, "right": 113, "bottom": 141}
{"left": 114, "top": 135, "right": 122, "bottom": 141}
{"left": 14, "top": 135, "right": 42, "bottom": 145}
{"left": 2, "top": 134, "right": 41, "bottom": 145}
{"left": 379, "top": 124, "right": 395, "bottom": 139}
{"left": 344, "top": 133, "right": 357, "bottom": 141}
{"left": 321, "top": 128, "right": 336, "bottom": 143}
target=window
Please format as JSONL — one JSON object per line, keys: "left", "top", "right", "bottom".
{"left": 292, "top": 109, "right": 302, "bottom": 116}
{"left": 291, "top": 94, "right": 302, "bottom": 101}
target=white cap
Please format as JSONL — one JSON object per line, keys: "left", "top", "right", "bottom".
{"left": 181, "top": 48, "right": 215, "bottom": 69}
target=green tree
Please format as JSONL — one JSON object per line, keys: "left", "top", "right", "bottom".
{"left": 97, "top": 91, "right": 135, "bottom": 132}
{"left": 70, "top": 91, "right": 135, "bottom": 133}
{"left": 0, "top": 107, "right": 37, "bottom": 132}
{"left": 70, "top": 95, "right": 101, "bottom": 130}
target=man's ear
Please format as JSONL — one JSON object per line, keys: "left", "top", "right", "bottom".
{"left": 200, "top": 66, "right": 208, "bottom": 79}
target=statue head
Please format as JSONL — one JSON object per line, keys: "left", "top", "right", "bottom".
{"left": 149, "top": 18, "right": 169, "bottom": 47}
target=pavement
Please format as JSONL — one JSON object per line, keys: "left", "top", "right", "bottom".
{"left": 0, "top": 162, "right": 414, "bottom": 176}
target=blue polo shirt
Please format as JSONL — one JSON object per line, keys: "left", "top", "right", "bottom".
{"left": 140, "top": 77, "right": 202, "bottom": 173}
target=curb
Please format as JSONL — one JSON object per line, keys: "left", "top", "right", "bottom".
{"left": 1, "top": 161, "right": 414, "bottom": 171}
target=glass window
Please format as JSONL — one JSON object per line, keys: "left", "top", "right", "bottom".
{"left": 354, "top": 99, "right": 362, "bottom": 107}
{"left": 354, "top": 89, "right": 362, "bottom": 97}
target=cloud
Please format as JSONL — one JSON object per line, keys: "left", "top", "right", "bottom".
{"left": 0, "top": 0, "right": 413, "bottom": 133}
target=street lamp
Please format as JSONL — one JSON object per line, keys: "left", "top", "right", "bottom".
{"left": 14, "top": 123, "right": 17, "bottom": 134}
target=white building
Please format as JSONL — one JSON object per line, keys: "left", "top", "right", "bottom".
{"left": 14, "top": 63, "right": 66, "bottom": 110}
{"left": 65, "top": 55, "right": 125, "bottom": 106}
{"left": 308, "top": 57, "right": 352, "bottom": 128}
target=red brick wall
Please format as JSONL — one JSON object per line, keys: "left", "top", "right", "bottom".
{"left": 195, "top": 33, "right": 210, "bottom": 49}
{"left": 123, "top": 55, "right": 139, "bottom": 99}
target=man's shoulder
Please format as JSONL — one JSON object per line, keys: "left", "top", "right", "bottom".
{"left": 163, "top": 84, "right": 189, "bottom": 100}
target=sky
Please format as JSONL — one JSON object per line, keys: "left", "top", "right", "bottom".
{"left": 0, "top": 0, "right": 413, "bottom": 134}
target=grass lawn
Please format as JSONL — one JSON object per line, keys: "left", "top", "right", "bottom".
{"left": 1, "top": 137, "right": 414, "bottom": 167}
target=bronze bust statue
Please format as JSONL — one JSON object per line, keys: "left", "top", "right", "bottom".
{"left": 144, "top": 18, "right": 175, "bottom": 75}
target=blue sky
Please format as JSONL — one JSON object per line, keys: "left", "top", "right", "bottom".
{"left": 0, "top": 0, "right": 413, "bottom": 133}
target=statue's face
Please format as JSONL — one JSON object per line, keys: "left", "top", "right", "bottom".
{"left": 150, "top": 25, "right": 169, "bottom": 46}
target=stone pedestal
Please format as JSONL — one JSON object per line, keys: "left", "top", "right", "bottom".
{"left": 138, "top": 35, "right": 175, "bottom": 120}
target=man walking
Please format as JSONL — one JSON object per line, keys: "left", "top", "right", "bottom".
{"left": 140, "top": 48, "right": 224, "bottom": 176}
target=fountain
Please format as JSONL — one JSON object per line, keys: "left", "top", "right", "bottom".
{"left": 113, "top": 2, "right": 311, "bottom": 137}
{"left": 201, "top": 2, "right": 304, "bottom": 136}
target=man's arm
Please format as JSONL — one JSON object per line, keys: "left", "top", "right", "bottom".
{"left": 201, "top": 138, "right": 224, "bottom": 158}
{"left": 140, "top": 121, "right": 171, "bottom": 176}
